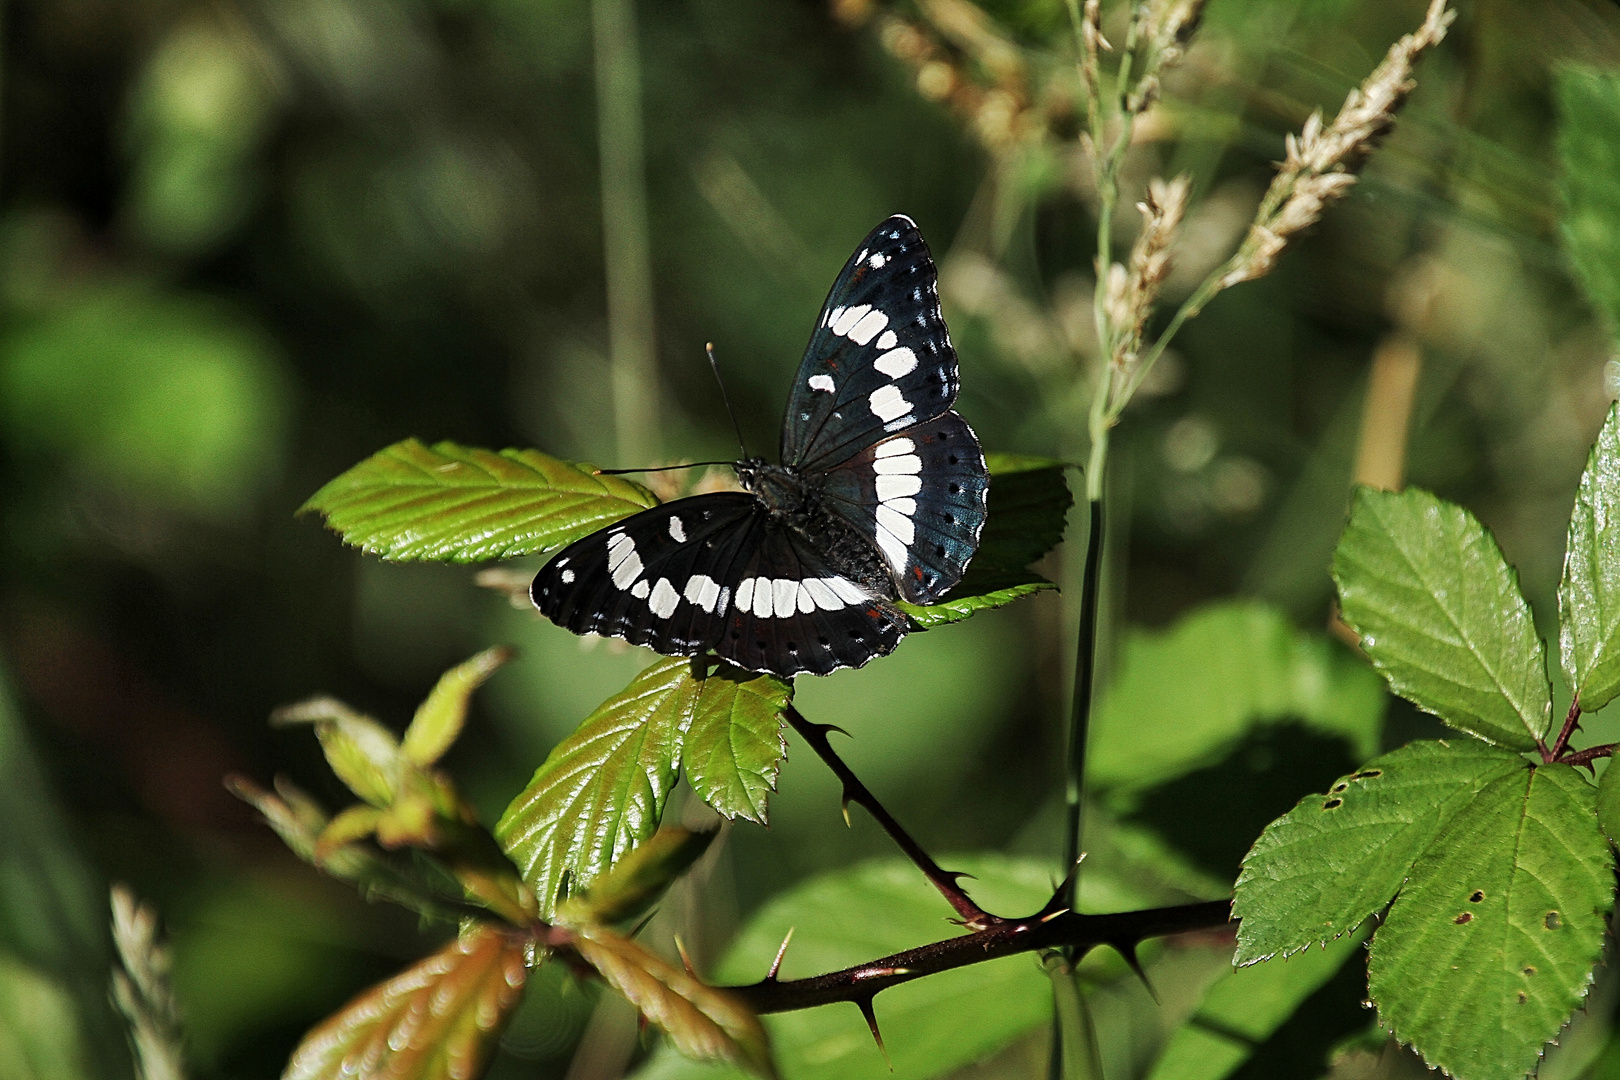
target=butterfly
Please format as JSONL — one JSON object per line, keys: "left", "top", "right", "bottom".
{"left": 531, "top": 215, "right": 989, "bottom": 677}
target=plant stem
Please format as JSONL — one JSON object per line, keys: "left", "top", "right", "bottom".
{"left": 1558, "top": 743, "right": 1617, "bottom": 769}
{"left": 729, "top": 899, "right": 1233, "bottom": 1013}
{"left": 784, "top": 706, "right": 996, "bottom": 928}
{"left": 1548, "top": 697, "right": 1582, "bottom": 762}
{"left": 1062, "top": 498, "right": 1105, "bottom": 927}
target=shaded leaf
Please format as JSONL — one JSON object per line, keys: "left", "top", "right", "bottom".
{"left": 1368, "top": 763, "right": 1613, "bottom": 1080}
{"left": 1333, "top": 486, "right": 1550, "bottom": 750}
{"left": 1146, "top": 932, "right": 1364, "bottom": 1080}
{"left": 1091, "top": 601, "right": 1387, "bottom": 795}
{"left": 402, "top": 647, "right": 513, "bottom": 767}
{"left": 271, "top": 697, "right": 401, "bottom": 807}
{"left": 1234, "top": 740, "right": 1525, "bottom": 964}
{"left": 558, "top": 827, "right": 717, "bottom": 928}
{"left": 1599, "top": 760, "right": 1620, "bottom": 848}
{"left": 285, "top": 923, "right": 529, "bottom": 1080}
{"left": 898, "top": 577, "right": 1053, "bottom": 629}
{"left": 1560, "top": 404, "right": 1620, "bottom": 713}
{"left": 683, "top": 667, "right": 793, "bottom": 823}
{"left": 301, "top": 438, "right": 658, "bottom": 563}
{"left": 573, "top": 925, "right": 773, "bottom": 1078}
{"left": 1558, "top": 67, "right": 1620, "bottom": 333}
{"left": 496, "top": 658, "right": 698, "bottom": 917}
{"left": 0, "top": 952, "right": 94, "bottom": 1080}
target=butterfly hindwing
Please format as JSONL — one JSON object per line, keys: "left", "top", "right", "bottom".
{"left": 822, "top": 411, "right": 990, "bottom": 604}
{"left": 780, "top": 216, "right": 959, "bottom": 473}
{"left": 531, "top": 494, "right": 763, "bottom": 657}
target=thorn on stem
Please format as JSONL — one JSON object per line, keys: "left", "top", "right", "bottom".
{"left": 855, "top": 996, "right": 891, "bottom": 1068}
{"left": 1114, "top": 942, "right": 1157, "bottom": 1002}
{"left": 767, "top": 927, "right": 796, "bottom": 982}
{"left": 674, "top": 935, "right": 698, "bottom": 978}
{"left": 840, "top": 788, "right": 854, "bottom": 829}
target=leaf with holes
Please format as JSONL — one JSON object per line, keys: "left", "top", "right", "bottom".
{"left": 1333, "top": 486, "right": 1550, "bottom": 750}
{"left": 1368, "top": 762, "right": 1613, "bottom": 1080}
{"left": 682, "top": 667, "right": 793, "bottom": 824}
{"left": 301, "top": 438, "right": 659, "bottom": 563}
{"left": 284, "top": 923, "right": 529, "bottom": 1080}
{"left": 1234, "top": 740, "right": 1525, "bottom": 964}
{"left": 1560, "top": 404, "right": 1620, "bottom": 713}
{"left": 572, "top": 924, "right": 774, "bottom": 1079}
{"left": 496, "top": 658, "right": 699, "bottom": 917}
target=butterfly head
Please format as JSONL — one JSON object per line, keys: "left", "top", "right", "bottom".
{"left": 734, "top": 457, "right": 811, "bottom": 518}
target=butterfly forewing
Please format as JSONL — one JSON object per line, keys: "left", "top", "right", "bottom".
{"left": 531, "top": 495, "right": 762, "bottom": 656}
{"left": 781, "top": 216, "right": 959, "bottom": 473}
{"left": 822, "top": 412, "right": 989, "bottom": 604}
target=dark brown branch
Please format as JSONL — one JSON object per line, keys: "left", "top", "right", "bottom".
{"left": 1064, "top": 497, "right": 1105, "bottom": 929}
{"left": 1558, "top": 742, "right": 1616, "bottom": 769}
{"left": 1548, "top": 697, "right": 1583, "bottom": 762}
{"left": 784, "top": 705, "right": 996, "bottom": 928}
{"left": 729, "top": 899, "right": 1233, "bottom": 1014}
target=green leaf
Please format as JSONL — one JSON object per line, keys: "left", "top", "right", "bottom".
{"left": 1560, "top": 404, "right": 1620, "bottom": 713}
{"left": 558, "top": 827, "right": 717, "bottom": 928}
{"left": 1091, "top": 601, "right": 1387, "bottom": 794}
{"left": 1558, "top": 67, "right": 1620, "bottom": 333}
{"left": 1234, "top": 740, "right": 1525, "bottom": 964}
{"left": 284, "top": 923, "right": 529, "bottom": 1080}
{"left": 496, "top": 658, "right": 698, "bottom": 917}
{"left": 1146, "top": 931, "right": 1364, "bottom": 1080}
{"left": 573, "top": 925, "right": 774, "bottom": 1079}
{"left": 301, "top": 438, "right": 659, "bottom": 563}
{"left": 630, "top": 855, "right": 1060, "bottom": 1080}
{"left": 682, "top": 668, "right": 792, "bottom": 824}
{"left": 270, "top": 696, "right": 401, "bottom": 808}
{"left": 1332, "top": 486, "right": 1550, "bottom": 750}
{"left": 1598, "top": 761, "right": 1620, "bottom": 848}
{"left": 401, "top": 646, "right": 513, "bottom": 767}
{"left": 1368, "top": 763, "right": 1614, "bottom": 1080}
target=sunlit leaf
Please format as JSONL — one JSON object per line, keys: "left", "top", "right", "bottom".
{"left": 1558, "top": 67, "right": 1620, "bottom": 333}
{"left": 1560, "top": 404, "right": 1620, "bottom": 713}
{"left": 573, "top": 925, "right": 773, "bottom": 1078}
{"left": 496, "top": 658, "right": 699, "bottom": 917}
{"left": 1146, "top": 932, "right": 1364, "bottom": 1080}
{"left": 898, "top": 577, "right": 1053, "bottom": 629}
{"left": 271, "top": 696, "right": 401, "bottom": 807}
{"left": 1332, "top": 486, "right": 1550, "bottom": 750}
{"left": 284, "top": 923, "right": 529, "bottom": 1080}
{"left": 1233, "top": 740, "right": 1525, "bottom": 963}
{"left": 1091, "top": 600, "right": 1386, "bottom": 794}
{"left": 558, "top": 827, "right": 717, "bottom": 928}
{"left": 1368, "top": 763, "right": 1613, "bottom": 1080}
{"left": 683, "top": 667, "right": 792, "bottom": 824}
{"left": 301, "top": 438, "right": 658, "bottom": 563}
{"left": 402, "top": 647, "right": 513, "bottom": 767}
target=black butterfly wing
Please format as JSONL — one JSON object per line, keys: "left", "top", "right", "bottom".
{"left": 718, "top": 524, "right": 910, "bottom": 676}
{"left": 531, "top": 494, "right": 764, "bottom": 657}
{"left": 780, "top": 216, "right": 959, "bottom": 473}
{"left": 821, "top": 411, "right": 990, "bottom": 604}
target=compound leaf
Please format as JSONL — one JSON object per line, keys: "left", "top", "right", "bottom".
{"left": 682, "top": 668, "right": 792, "bottom": 824}
{"left": 1559, "top": 404, "right": 1620, "bottom": 713}
{"left": 284, "top": 923, "right": 529, "bottom": 1080}
{"left": 301, "top": 438, "right": 658, "bottom": 563}
{"left": 1333, "top": 486, "right": 1550, "bottom": 750}
{"left": 496, "top": 658, "right": 698, "bottom": 917}
{"left": 1234, "top": 739, "right": 1524, "bottom": 964}
{"left": 1368, "top": 763, "right": 1613, "bottom": 1080}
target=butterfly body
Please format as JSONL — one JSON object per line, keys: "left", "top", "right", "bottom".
{"left": 532, "top": 215, "right": 989, "bottom": 677}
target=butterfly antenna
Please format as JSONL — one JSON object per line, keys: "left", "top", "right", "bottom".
{"left": 707, "top": 343, "right": 749, "bottom": 460}
{"left": 597, "top": 460, "right": 732, "bottom": 475}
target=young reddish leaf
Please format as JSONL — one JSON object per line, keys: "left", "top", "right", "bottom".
{"left": 572, "top": 924, "right": 774, "bottom": 1078}
{"left": 300, "top": 438, "right": 658, "bottom": 563}
{"left": 284, "top": 923, "right": 530, "bottom": 1080}
{"left": 402, "top": 647, "right": 513, "bottom": 767}
{"left": 682, "top": 667, "right": 793, "bottom": 824}
{"left": 556, "top": 826, "right": 717, "bottom": 928}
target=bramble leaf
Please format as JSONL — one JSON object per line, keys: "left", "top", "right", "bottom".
{"left": 271, "top": 696, "right": 401, "bottom": 807}
{"left": 300, "top": 438, "right": 658, "bottom": 562}
{"left": 1146, "top": 931, "right": 1364, "bottom": 1080}
{"left": 1560, "top": 404, "right": 1620, "bottom": 713}
{"left": 573, "top": 925, "right": 774, "bottom": 1079}
{"left": 558, "top": 827, "right": 717, "bottom": 928}
{"left": 402, "top": 646, "right": 512, "bottom": 767}
{"left": 1233, "top": 740, "right": 1524, "bottom": 963}
{"left": 285, "top": 924, "right": 528, "bottom": 1080}
{"left": 682, "top": 668, "right": 792, "bottom": 824}
{"left": 1368, "top": 763, "right": 1613, "bottom": 1080}
{"left": 496, "top": 657, "right": 697, "bottom": 917}
{"left": 1091, "top": 601, "right": 1386, "bottom": 795}
{"left": 1333, "top": 486, "right": 1550, "bottom": 750}
{"left": 1557, "top": 67, "right": 1620, "bottom": 333}
{"left": 1598, "top": 759, "right": 1620, "bottom": 848}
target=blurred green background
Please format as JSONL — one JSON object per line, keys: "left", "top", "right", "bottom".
{"left": 5, "top": 0, "right": 1620, "bottom": 1077}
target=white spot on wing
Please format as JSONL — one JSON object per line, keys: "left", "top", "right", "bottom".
{"left": 875, "top": 453, "right": 923, "bottom": 475}
{"left": 631, "top": 579, "right": 651, "bottom": 599}
{"left": 560, "top": 568, "right": 576, "bottom": 583}
{"left": 829, "top": 577, "right": 866, "bottom": 604}
{"left": 869, "top": 253, "right": 887, "bottom": 269}
{"left": 796, "top": 582, "right": 817, "bottom": 615}
{"left": 877, "top": 506, "right": 916, "bottom": 545}
{"left": 773, "top": 579, "right": 798, "bottom": 619}
{"left": 808, "top": 374, "right": 835, "bottom": 393}
{"left": 877, "top": 474, "right": 922, "bottom": 500}
{"left": 831, "top": 304, "right": 870, "bottom": 337}
{"left": 874, "top": 347, "right": 918, "bottom": 378}
{"left": 609, "top": 536, "right": 643, "bottom": 589}
{"left": 875, "top": 330, "right": 898, "bottom": 350}
{"left": 752, "top": 578, "right": 775, "bottom": 619}
{"left": 875, "top": 438, "right": 914, "bottom": 458}
{"left": 868, "top": 384, "right": 911, "bottom": 422}
{"left": 847, "top": 308, "right": 890, "bottom": 345}
{"left": 668, "top": 517, "right": 687, "bottom": 543}
{"left": 803, "top": 578, "right": 840, "bottom": 611}
{"left": 736, "top": 577, "right": 755, "bottom": 612}
{"left": 649, "top": 578, "right": 680, "bottom": 618}
{"left": 684, "top": 574, "right": 722, "bottom": 613}
{"left": 875, "top": 527, "right": 908, "bottom": 571}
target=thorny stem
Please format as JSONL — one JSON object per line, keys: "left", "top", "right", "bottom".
{"left": 1557, "top": 743, "right": 1618, "bottom": 770}
{"left": 1062, "top": 499, "right": 1105, "bottom": 934}
{"left": 1547, "top": 697, "right": 1583, "bottom": 763}
{"left": 784, "top": 706, "right": 996, "bottom": 928}
{"left": 728, "top": 899, "right": 1233, "bottom": 1014}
